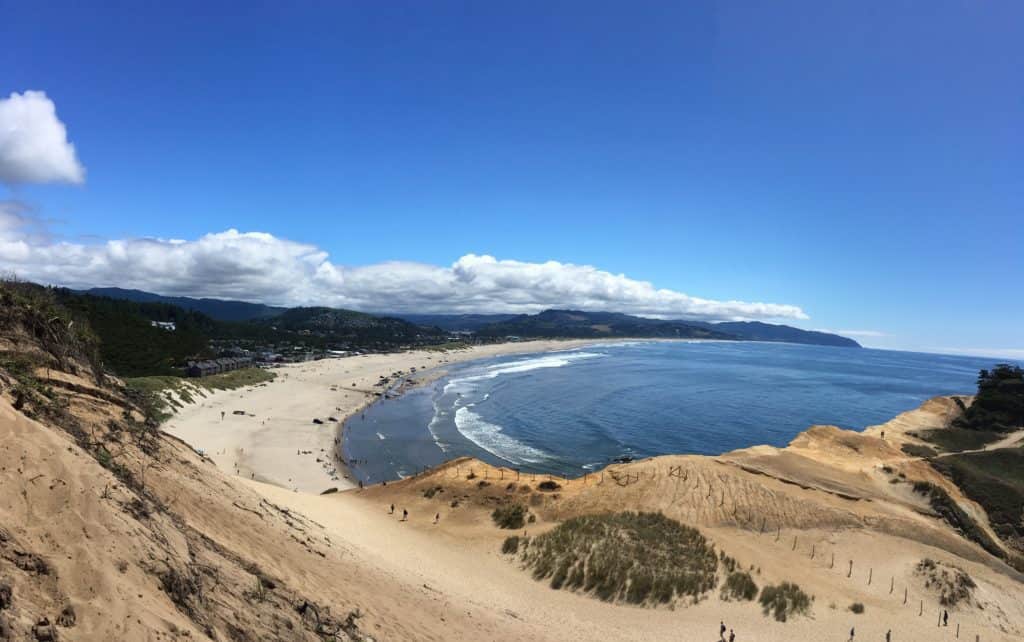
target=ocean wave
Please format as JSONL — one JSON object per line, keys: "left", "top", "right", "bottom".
{"left": 426, "top": 400, "right": 450, "bottom": 452}
{"left": 454, "top": 406, "right": 548, "bottom": 465}
{"left": 444, "top": 351, "right": 605, "bottom": 395}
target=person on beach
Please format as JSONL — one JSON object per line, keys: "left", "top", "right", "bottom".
{"left": 943, "top": 610, "right": 948, "bottom": 627}
{"left": 434, "top": 512, "right": 439, "bottom": 524}
{"left": 728, "top": 629, "right": 734, "bottom": 642}
{"left": 849, "top": 626, "right": 855, "bottom": 641}
{"left": 402, "top": 509, "right": 408, "bottom": 522}
{"left": 885, "top": 630, "right": 891, "bottom": 642}
{"left": 719, "top": 621, "right": 726, "bottom": 641}
{"left": 220, "top": 411, "right": 225, "bottom": 421}
{"left": 389, "top": 504, "right": 394, "bottom": 515}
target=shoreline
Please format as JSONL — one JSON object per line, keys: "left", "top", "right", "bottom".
{"left": 162, "top": 338, "right": 627, "bottom": 494}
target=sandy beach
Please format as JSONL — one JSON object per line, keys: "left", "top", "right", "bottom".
{"left": 164, "top": 339, "right": 610, "bottom": 493}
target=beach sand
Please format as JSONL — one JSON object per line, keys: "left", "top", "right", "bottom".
{"left": 164, "top": 339, "right": 608, "bottom": 493}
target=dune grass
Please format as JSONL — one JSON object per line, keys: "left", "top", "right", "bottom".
{"left": 721, "top": 570, "right": 759, "bottom": 601}
{"left": 516, "top": 512, "right": 718, "bottom": 606}
{"left": 759, "top": 582, "right": 811, "bottom": 621}
{"left": 912, "top": 428, "right": 1004, "bottom": 453}
{"left": 492, "top": 503, "right": 527, "bottom": 529}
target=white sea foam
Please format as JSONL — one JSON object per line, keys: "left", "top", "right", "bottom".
{"left": 433, "top": 351, "right": 603, "bottom": 460}
{"left": 454, "top": 406, "right": 548, "bottom": 465}
{"left": 376, "top": 432, "right": 385, "bottom": 441}
{"left": 426, "top": 400, "right": 449, "bottom": 452}
{"left": 444, "top": 351, "right": 604, "bottom": 394}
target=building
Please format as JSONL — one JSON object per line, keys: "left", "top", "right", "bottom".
{"left": 150, "top": 320, "right": 176, "bottom": 331}
{"left": 185, "top": 356, "right": 254, "bottom": 378}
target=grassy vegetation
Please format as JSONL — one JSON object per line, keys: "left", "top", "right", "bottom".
{"left": 849, "top": 602, "right": 865, "bottom": 614}
{"left": 931, "top": 448, "right": 1024, "bottom": 563}
{"left": 915, "top": 558, "right": 976, "bottom": 607}
{"left": 901, "top": 443, "right": 938, "bottom": 458}
{"left": 502, "top": 536, "right": 521, "bottom": 555}
{"left": 420, "top": 341, "right": 471, "bottom": 352}
{"left": 758, "top": 582, "right": 811, "bottom": 622}
{"left": 125, "top": 368, "right": 276, "bottom": 421}
{"left": 517, "top": 512, "right": 718, "bottom": 606}
{"left": 721, "top": 570, "right": 758, "bottom": 601}
{"left": 492, "top": 503, "right": 527, "bottom": 529}
{"left": 911, "top": 480, "right": 1005, "bottom": 560}
{"left": 911, "top": 428, "right": 1004, "bottom": 453}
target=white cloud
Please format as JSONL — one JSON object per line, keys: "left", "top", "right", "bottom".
{"left": 813, "top": 328, "right": 887, "bottom": 338}
{"left": 0, "top": 91, "right": 85, "bottom": 185}
{"left": 0, "top": 222, "right": 808, "bottom": 320}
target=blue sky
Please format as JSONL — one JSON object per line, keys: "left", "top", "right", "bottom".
{"left": 1, "top": 1, "right": 1021, "bottom": 357}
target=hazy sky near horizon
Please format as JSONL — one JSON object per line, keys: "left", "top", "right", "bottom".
{"left": 1, "top": 2, "right": 1021, "bottom": 358}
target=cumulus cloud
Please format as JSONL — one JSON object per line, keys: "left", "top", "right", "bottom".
{"left": 0, "top": 91, "right": 85, "bottom": 185}
{"left": 0, "top": 223, "right": 808, "bottom": 321}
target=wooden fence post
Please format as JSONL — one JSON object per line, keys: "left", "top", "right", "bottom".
{"left": 830, "top": 552, "right": 834, "bottom": 569}
{"left": 868, "top": 568, "right": 872, "bottom": 585}
{"left": 848, "top": 560, "right": 853, "bottom": 578}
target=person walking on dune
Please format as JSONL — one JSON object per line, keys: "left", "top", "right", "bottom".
{"left": 402, "top": 509, "right": 408, "bottom": 522}
{"left": 719, "top": 621, "right": 726, "bottom": 641}
{"left": 728, "top": 629, "right": 734, "bottom": 642}
{"left": 943, "top": 610, "right": 948, "bottom": 627}
{"left": 848, "top": 627, "right": 855, "bottom": 642}
{"left": 389, "top": 504, "right": 394, "bottom": 515}
{"left": 434, "top": 512, "right": 440, "bottom": 524}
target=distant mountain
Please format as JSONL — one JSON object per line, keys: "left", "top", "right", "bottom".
{"left": 473, "top": 309, "right": 735, "bottom": 340}
{"left": 686, "top": 320, "right": 861, "bottom": 348}
{"left": 83, "top": 287, "right": 286, "bottom": 322}
{"left": 470, "top": 310, "right": 861, "bottom": 347}
{"left": 392, "top": 313, "right": 519, "bottom": 332}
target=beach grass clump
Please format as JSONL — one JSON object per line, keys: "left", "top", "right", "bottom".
{"left": 915, "top": 558, "right": 976, "bottom": 607}
{"left": 517, "top": 512, "right": 718, "bottom": 606}
{"left": 537, "top": 480, "right": 561, "bottom": 491}
{"left": 849, "top": 602, "right": 865, "bottom": 614}
{"left": 491, "top": 503, "right": 527, "bottom": 529}
{"left": 758, "top": 582, "right": 811, "bottom": 621}
{"left": 502, "top": 536, "right": 521, "bottom": 555}
{"left": 721, "top": 570, "right": 758, "bottom": 601}
{"left": 422, "top": 485, "right": 443, "bottom": 499}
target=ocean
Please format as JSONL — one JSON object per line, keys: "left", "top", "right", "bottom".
{"left": 341, "top": 341, "right": 1008, "bottom": 483}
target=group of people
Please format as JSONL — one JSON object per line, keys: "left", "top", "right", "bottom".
{"left": 719, "top": 621, "right": 735, "bottom": 641}
{"left": 388, "top": 504, "right": 441, "bottom": 524}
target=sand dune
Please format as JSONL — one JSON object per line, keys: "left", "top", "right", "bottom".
{"left": 3, "top": 338, "right": 1023, "bottom": 641}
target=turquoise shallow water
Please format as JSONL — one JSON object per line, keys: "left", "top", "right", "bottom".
{"left": 342, "top": 341, "right": 1009, "bottom": 483}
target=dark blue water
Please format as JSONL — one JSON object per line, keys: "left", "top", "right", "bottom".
{"left": 342, "top": 341, "right": 1009, "bottom": 483}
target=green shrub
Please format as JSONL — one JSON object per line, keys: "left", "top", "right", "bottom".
{"left": 901, "top": 443, "right": 938, "bottom": 458}
{"left": 759, "top": 582, "right": 811, "bottom": 622}
{"left": 502, "top": 536, "right": 520, "bottom": 555}
{"left": 519, "top": 512, "right": 718, "bottom": 606}
{"left": 721, "top": 571, "right": 758, "bottom": 601}
{"left": 492, "top": 503, "right": 527, "bottom": 529}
